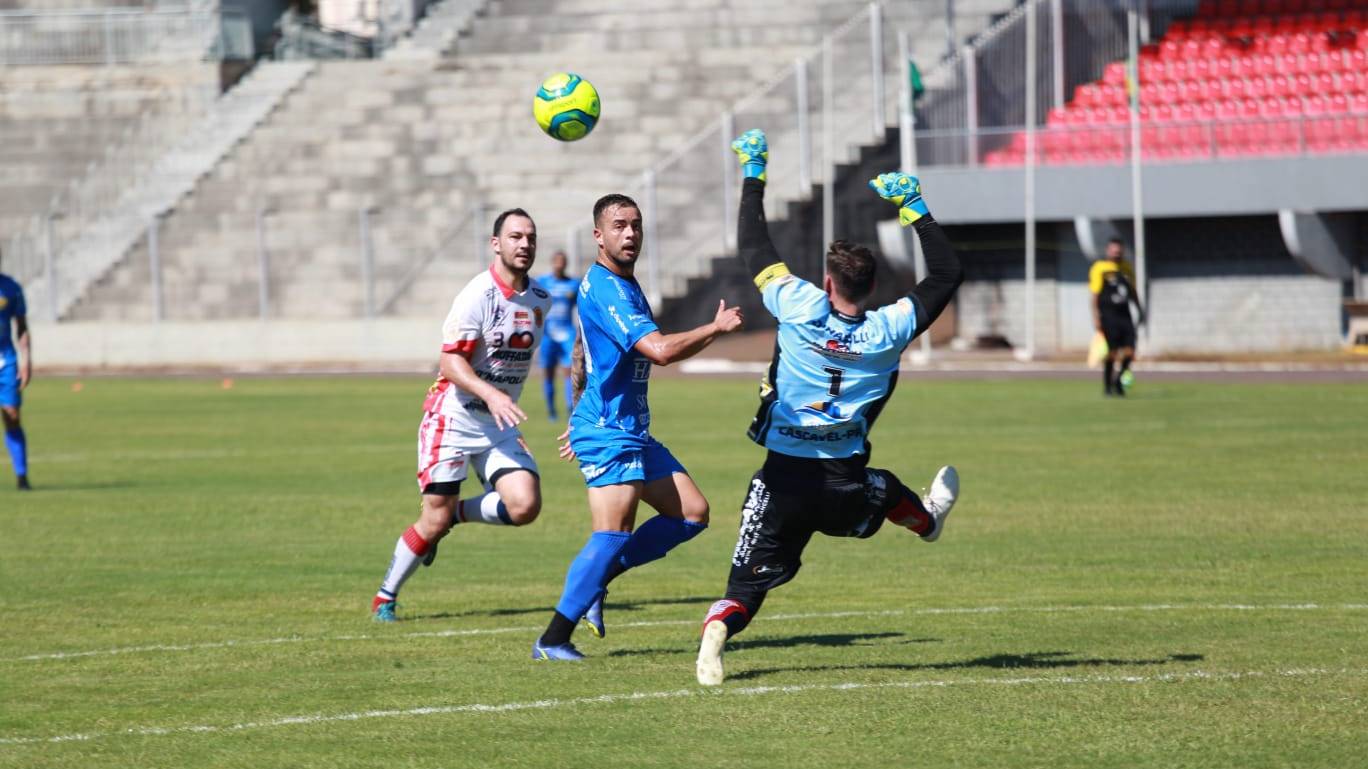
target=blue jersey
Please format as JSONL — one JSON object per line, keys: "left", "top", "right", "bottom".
{"left": 0, "top": 274, "right": 26, "bottom": 359}
{"left": 748, "top": 264, "right": 918, "bottom": 460}
{"left": 536, "top": 273, "right": 580, "bottom": 342}
{"left": 571, "top": 263, "right": 659, "bottom": 436}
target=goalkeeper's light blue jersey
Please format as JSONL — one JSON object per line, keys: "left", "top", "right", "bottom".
{"left": 748, "top": 264, "right": 918, "bottom": 460}
{"left": 571, "top": 262, "right": 659, "bottom": 437}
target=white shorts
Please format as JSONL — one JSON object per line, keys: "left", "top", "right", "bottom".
{"left": 416, "top": 411, "right": 539, "bottom": 493}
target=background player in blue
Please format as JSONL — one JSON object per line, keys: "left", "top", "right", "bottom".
{"left": 695, "top": 130, "right": 965, "bottom": 685}
{"left": 534, "top": 250, "right": 579, "bottom": 420}
{"left": 0, "top": 250, "right": 33, "bottom": 491}
{"left": 532, "top": 193, "right": 744, "bottom": 661}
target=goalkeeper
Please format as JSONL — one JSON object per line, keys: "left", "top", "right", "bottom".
{"left": 695, "top": 130, "right": 966, "bottom": 686}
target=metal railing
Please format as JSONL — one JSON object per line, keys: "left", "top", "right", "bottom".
{"left": 0, "top": 2, "right": 220, "bottom": 65}
{"left": 914, "top": 112, "right": 1368, "bottom": 168}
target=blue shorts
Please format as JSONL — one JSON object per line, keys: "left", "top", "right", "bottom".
{"left": 0, "top": 357, "right": 19, "bottom": 408}
{"left": 570, "top": 426, "right": 686, "bottom": 488}
{"left": 539, "top": 329, "right": 574, "bottom": 370}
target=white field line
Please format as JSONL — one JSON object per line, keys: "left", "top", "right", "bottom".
{"left": 6, "top": 603, "right": 1366, "bottom": 664}
{"left": 0, "top": 667, "right": 1360, "bottom": 747}
{"left": 32, "top": 443, "right": 406, "bottom": 464}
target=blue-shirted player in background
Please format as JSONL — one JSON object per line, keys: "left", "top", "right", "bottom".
{"left": 535, "top": 250, "right": 580, "bottom": 421}
{"left": 695, "top": 130, "right": 965, "bottom": 685}
{"left": 0, "top": 250, "right": 33, "bottom": 491}
{"left": 532, "top": 193, "right": 744, "bottom": 661}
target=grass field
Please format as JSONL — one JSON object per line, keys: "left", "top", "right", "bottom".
{"left": 2, "top": 374, "right": 1366, "bottom": 768}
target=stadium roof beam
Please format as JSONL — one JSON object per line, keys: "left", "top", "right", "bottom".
{"left": 920, "top": 155, "right": 1368, "bottom": 225}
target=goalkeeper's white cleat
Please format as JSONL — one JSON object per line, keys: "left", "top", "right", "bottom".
{"left": 920, "top": 465, "right": 959, "bottom": 543}
{"left": 696, "top": 620, "right": 728, "bottom": 686}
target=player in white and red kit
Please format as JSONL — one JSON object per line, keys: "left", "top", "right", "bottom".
{"left": 371, "top": 208, "right": 553, "bottom": 621}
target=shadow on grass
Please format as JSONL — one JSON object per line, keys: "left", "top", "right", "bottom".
{"left": 725, "top": 650, "right": 1206, "bottom": 682}
{"left": 605, "top": 632, "right": 938, "bottom": 658}
{"left": 406, "top": 595, "right": 714, "bottom": 622}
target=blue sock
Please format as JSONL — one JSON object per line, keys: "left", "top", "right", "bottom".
{"left": 554, "top": 531, "right": 631, "bottom": 621}
{"left": 618, "top": 516, "right": 707, "bottom": 570}
{"left": 563, "top": 376, "right": 574, "bottom": 416}
{"left": 4, "top": 427, "right": 25, "bottom": 477}
{"left": 543, "top": 375, "right": 557, "bottom": 418}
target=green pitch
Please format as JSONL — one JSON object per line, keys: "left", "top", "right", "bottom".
{"left": 2, "top": 375, "right": 1366, "bottom": 768}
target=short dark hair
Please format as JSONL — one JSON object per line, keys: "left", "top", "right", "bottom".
{"left": 593, "top": 194, "right": 640, "bottom": 226}
{"left": 1107, "top": 237, "right": 1125, "bottom": 248}
{"left": 493, "top": 208, "right": 534, "bottom": 237}
{"left": 825, "top": 240, "right": 877, "bottom": 302}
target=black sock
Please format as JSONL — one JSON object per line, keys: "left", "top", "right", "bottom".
{"left": 1120, "top": 356, "right": 1133, "bottom": 376}
{"left": 1103, "top": 359, "right": 1115, "bottom": 392}
{"left": 539, "top": 611, "right": 577, "bottom": 647}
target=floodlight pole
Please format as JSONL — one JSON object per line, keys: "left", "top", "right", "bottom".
{"left": 1129, "top": 2, "right": 1149, "bottom": 332}
{"left": 1021, "top": 0, "right": 1038, "bottom": 362}
{"left": 255, "top": 205, "right": 271, "bottom": 320}
{"left": 899, "top": 30, "right": 932, "bottom": 364}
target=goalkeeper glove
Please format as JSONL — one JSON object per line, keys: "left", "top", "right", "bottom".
{"left": 731, "top": 128, "right": 769, "bottom": 182}
{"left": 869, "top": 171, "right": 930, "bottom": 226}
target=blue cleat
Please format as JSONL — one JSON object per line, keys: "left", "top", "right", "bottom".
{"left": 731, "top": 129, "right": 769, "bottom": 182}
{"left": 582, "top": 591, "right": 606, "bottom": 639}
{"left": 372, "top": 600, "right": 399, "bottom": 623}
{"left": 532, "top": 640, "right": 585, "bottom": 661}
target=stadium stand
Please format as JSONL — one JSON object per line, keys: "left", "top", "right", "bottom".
{"left": 983, "top": 0, "right": 1368, "bottom": 165}
{"left": 67, "top": 0, "right": 1020, "bottom": 322}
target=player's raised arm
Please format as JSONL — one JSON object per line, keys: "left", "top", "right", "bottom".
{"left": 731, "top": 129, "right": 785, "bottom": 285}
{"left": 869, "top": 172, "right": 964, "bottom": 334}
{"left": 633, "top": 299, "right": 743, "bottom": 367}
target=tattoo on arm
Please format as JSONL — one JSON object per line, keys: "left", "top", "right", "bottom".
{"left": 570, "top": 335, "right": 586, "bottom": 407}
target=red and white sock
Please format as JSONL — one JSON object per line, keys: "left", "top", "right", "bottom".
{"left": 702, "top": 599, "right": 751, "bottom": 639}
{"left": 376, "top": 526, "right": 430, "bottom": 605}
{"left": 886, "top": 492, "right": 933, "bottom": 536}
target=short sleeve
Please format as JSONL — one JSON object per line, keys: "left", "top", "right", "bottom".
{"left": 1088, "top": 262, "right": 1105, "bottom": 295}
{"left": 871, "top": 296, "right": 918, "bottom": 348}
{"left": 440, "top": 284, "right": 484, "bottom": 357}
{"left": 757, "top": 264, "right": 827, "bottom": 324}
{"left": 591, "top": 277, "right": 658, "bottom": 351}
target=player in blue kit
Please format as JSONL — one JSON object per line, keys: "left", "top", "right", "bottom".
{"left": 695, "top": 130, "right": 965, "bottom": 684}
{"left": 532, "top": 193, "right": 744, "bottom": 661}
{"left": 0, "top": 253, "right": 32, "bottom": 491}
{"left": 535, "top": 250, "right": 580, "bottom": 421}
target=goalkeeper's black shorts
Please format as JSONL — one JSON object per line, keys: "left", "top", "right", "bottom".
{"left": 725, "top": 451, "right": 895, "bottom": 596}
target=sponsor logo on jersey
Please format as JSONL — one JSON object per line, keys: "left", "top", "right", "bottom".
{"left": 801, "top": 400, "right": 848, "bottom": 418}
{"left": 0, "top": 297, "right": 7, "bottom": 311}
{"left": 490, "top": 349, "right": 533, "bottom": 362}
{"left": 508, "top": 331, "right": 535, "bottom": 349}
{"left": 777, "top": 424, "right": 864, "bottom": 442}
{"left": 810, "top": 338, "right": 864, "bottom": 362}
{"left": 607, "top": 304, "right": 630, "bottom": 334}
{"left": 752, "top": 563, "right": 786, "bottom": 577}
{"left": 531, "top": 286, "right": 549, "bottom": 299}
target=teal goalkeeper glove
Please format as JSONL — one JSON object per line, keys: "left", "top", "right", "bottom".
{"left": 731, "top": 128, "right": 769, "bottom": 182}
{"left": 869, "top": 171, "right": 930, "bottom": 226}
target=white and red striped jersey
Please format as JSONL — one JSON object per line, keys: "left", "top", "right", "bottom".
{"left": 422, "top": 266, "right": 552, "bottom": 447}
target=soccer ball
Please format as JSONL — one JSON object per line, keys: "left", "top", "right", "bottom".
{"left": 533, "top": 72, "right": 600, "bottom": 142}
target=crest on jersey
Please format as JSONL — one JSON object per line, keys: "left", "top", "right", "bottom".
{"left": 533, "top": 307, "right": 543, "bottom": 327}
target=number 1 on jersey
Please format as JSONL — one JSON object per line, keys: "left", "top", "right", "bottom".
{"left": 822, "top": 366, "right": 844, "bottom": 397}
